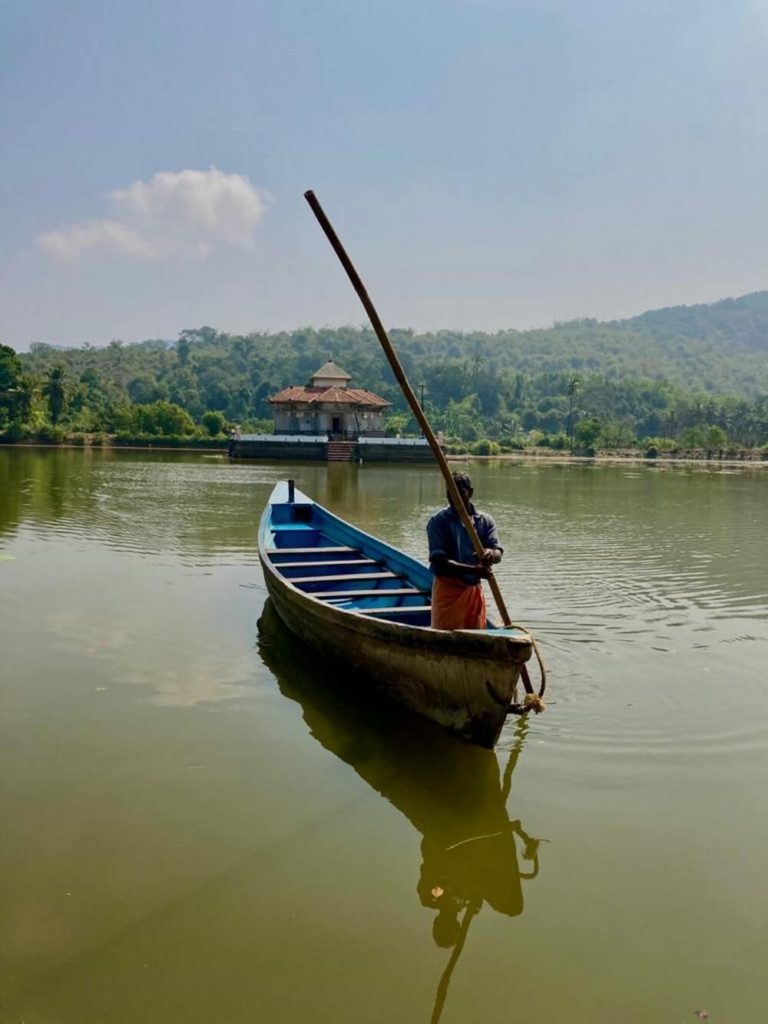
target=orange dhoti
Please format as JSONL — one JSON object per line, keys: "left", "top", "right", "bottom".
{"left": 431, "top": 576, "right": 487, "bottom": 630}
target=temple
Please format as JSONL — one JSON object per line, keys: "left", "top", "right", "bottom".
{"left": 269, "top": 361, "right": 389, "bottom": 438}
{"left": 228, "top": 360, "right": 432, "bottom": 463}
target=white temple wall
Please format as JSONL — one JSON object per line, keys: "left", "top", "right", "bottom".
{"left": 273, "top": 404, "right": 387, "bottom": 436}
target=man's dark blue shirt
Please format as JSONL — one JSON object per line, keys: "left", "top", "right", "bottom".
{"left": 427, "top": 502, "right": 502, "bottom": 587}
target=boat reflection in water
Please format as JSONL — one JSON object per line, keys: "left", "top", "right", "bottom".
{"left": 258, "top": 601, "right": 544, "bottom": 1021}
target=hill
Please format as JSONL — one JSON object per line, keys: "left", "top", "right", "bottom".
{"left": 400, "top": 290, "right": 768, "bottom": 397}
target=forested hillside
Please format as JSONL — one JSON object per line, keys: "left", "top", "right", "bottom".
{"left": 2, "top": 292, "right": 768, "bottom": 452}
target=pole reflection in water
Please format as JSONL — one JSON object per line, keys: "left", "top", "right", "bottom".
{"left": 257, "top": 600, "right": 545, "bottom": 1023}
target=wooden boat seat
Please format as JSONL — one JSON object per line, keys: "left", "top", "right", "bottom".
{"left": 266, "top": 546, "right": 359, "bottom": 556}
{"left": 291, "top": 571, "right": 399, "bottom": 585}
{"left": 279, "top": 558, "right": 378, "bottom": 570}
{"left": 362, "top": 605, "right": 431, "bottom": 617}
{"left": 316, "top": 587, "right": 426, "bottom": 599}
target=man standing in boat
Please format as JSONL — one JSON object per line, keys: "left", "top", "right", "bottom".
{"left": 427, "top": 472, "right": 502, "bottom": 630}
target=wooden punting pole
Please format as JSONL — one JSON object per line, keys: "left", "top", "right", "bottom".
{"left": 303, "top": 189, "right": 545, "bottom": 709}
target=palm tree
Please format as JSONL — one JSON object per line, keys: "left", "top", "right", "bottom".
{"left": 566, "top": 376, "right": 581, "bottom": 454}
{"left": 42, "top": 365, "right": 68, "bottom": 424}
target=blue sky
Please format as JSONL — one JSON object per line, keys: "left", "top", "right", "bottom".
{"left": 1, "top": 0, "right": 766, "bottom": 349}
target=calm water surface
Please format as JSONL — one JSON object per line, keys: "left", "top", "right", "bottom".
{"left": 1, "top": 448, "right": 766, "bottom": 1023}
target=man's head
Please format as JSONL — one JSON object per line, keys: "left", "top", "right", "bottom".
{"left": 432, "top": 904, "right": 461, "bottom": 948}
{"left": 448, "top": 472, "right": 473, "bottom": 512}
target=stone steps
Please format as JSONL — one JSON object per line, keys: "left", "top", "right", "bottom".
{"left": 326, "top": 441, "right": 358, "bottom": 462}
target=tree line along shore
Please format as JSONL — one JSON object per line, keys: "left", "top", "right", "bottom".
{"left": 2, "top": 292, "right": 767, "bottom": 457}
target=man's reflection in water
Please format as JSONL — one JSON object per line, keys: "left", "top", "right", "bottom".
{"left": 413, "top": 716, "right": 542, "bottom": 949}
{"left": 419, "top": 816, "right": 541, "bottom": 947}
{"left": 413, "top": 720, "right": 544, "bottom": 1024}
{"left": 257, "top": 601, "right": 545, "bottom": 1018}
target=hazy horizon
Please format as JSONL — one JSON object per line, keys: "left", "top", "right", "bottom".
{"left": 8, "top": 285, "right": 767, "bottom": 355}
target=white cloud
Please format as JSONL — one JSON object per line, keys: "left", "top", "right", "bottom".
{"left": 38, "top": 219, "right": 160, "bottom": 262}
{"left": 38, "top": 168, "right": 269, "bottom": 262}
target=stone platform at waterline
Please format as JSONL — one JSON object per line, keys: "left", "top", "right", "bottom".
{"left": 228, "top": 435, "right": 434, "bottom": 463}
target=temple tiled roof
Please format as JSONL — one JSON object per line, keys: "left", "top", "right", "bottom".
{"left": 269, "top": 386, "right": 390, "bottom": 407}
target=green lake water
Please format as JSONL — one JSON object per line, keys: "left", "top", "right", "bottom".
{"left": 1, "top": 448, "right": 766, "bottom": 1024}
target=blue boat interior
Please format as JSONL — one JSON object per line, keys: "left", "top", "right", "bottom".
{"left": 261, "top": 482, "right": 528, "bottom": 639}
{"left": 261, "top": 482, "right": 435, "bottom": 627}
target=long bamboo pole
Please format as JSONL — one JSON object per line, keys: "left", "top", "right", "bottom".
{"left": 304, "top": 189, "right": 543, "bottom": 702}
{"left": 429, "top": 901, "right": 481, "bottom": 1024}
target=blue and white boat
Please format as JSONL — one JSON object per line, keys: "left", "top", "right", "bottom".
{"left": 258, "top": 481, "right": 533, "bottom": 748}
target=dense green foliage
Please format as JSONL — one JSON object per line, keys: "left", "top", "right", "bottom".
{"left": 2, "top": 292, "right": 768, "bottom": 451}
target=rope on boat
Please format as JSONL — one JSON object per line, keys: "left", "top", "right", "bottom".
{"left": 487, "top": 626, "right": 547, "bottom": 716}
{"left": 518, "top": 628, "right": 547, "bottom": 714}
